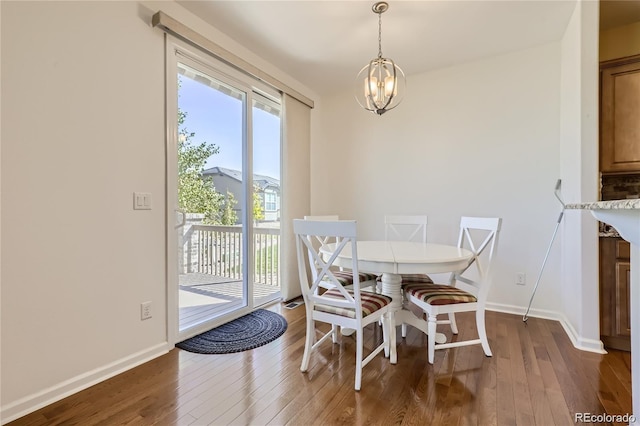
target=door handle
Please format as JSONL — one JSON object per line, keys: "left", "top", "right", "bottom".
{"left": 175, "top": 209, "right": 186, "bottom": 229}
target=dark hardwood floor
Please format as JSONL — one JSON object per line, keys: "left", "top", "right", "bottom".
{"left": 8, "top": 306, "right": 632, "bottom": 425}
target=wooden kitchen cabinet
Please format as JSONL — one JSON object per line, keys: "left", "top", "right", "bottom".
{"left": 600, "top": 56, "right": 640, "bottom": 173}
{"left": 600, "top": 237, "right": 631, "bottom": 351}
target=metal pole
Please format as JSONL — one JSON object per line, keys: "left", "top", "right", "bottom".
{"left": 523, "top": 179, "right": 565, "bottom": 322}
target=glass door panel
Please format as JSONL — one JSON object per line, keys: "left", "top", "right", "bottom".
{"left": 176, "top": 60, "right": 248, "bottom": 335}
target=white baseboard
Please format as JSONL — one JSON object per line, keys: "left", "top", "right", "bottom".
{"left": 556, "top": 313, "right": 607, "bottom": 354}
{"left": 1, "top": 342, "right": 171, "bottom": 425}
{"left": 486, "top": 301, "right": 561, "bottom": 322}
{"left": 486, "top": 302, "right": 606, "bottom": 354}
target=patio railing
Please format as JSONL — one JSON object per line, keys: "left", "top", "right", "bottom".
{"left": 182, "top": 224, "right": 280, "bottom": 286}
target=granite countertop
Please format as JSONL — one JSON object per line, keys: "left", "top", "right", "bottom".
{"left": 565, "top": 199, "right": 640, "bottom": 210}
{"left": 600, "top": 230, "right": 622, "bottom": 238}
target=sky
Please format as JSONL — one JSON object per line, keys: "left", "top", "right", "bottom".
{"left": 178, "top": 75, "right": 281, "bottom": 179}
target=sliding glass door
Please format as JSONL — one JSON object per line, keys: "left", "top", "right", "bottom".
{"left": 166, "top": 39, "right": 282, "bottom": 341}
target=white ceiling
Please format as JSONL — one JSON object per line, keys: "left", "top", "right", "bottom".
{"left": 177, "top": 1, "right": 640, "bottom": 95}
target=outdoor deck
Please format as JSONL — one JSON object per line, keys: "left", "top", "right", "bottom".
{"left": 179, "top": 272, "right": 281, "bottom": 331}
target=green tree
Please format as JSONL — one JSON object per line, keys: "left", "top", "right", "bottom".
{"left": 253, "top": 185, "right": 265, "bottom": 222}
{"left": 220, "top": 190, "right": 238, "bottom": 225}
{"left": 178, "top": 107, "right": 223, "bottom": 224}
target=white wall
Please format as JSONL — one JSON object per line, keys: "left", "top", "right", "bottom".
{"left": 0, "top": 1, "right": 315, "bottom": 422}
{"left": 311, "top": 0, "right": 602, "bottom": 354}
{"left": 312, "top": 42, "right": 565, "bottom": 318}
{"left": 559, "top": 0, "right": 601, "bottom": 352}
{"left": 1, "top": 1, "right": 167, "bottom": 420}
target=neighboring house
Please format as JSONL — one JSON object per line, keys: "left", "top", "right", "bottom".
{"left": 203, "top": 166, "right": 280, "bottom": 223}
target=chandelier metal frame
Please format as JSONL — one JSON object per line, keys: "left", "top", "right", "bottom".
{"left": 355, "top": 1, "right": 406, "bottom": 115}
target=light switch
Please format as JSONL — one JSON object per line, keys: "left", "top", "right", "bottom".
{"left": 133, "top": 192, "right": 152, "bottom": 210}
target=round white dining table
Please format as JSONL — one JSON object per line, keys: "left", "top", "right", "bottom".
{"left": 320, "top": 240, "right": 474, "bottom": 364}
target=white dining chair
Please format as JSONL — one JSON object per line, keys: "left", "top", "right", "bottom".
{"left": 383, "top": 215, "right": 434, "bottom": 337}
{"left": 304, "top": 215, "right": 378, "bottom": 291}
{"left": 403, "top": 216, "right": 502, "bottom": 364}
{"left": 384, "top": 215, "right": 434, "bottom": 285}
{"left": 293, "top": 219, "right": 392, "bottom": 391}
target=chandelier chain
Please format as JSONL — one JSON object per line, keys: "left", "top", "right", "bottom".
{"left": 378, "top": 11, "right": 383, "bottom": 58}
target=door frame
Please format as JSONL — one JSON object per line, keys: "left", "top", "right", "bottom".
{"left": 165, "top": 35, "right": 281, "bottom": 344}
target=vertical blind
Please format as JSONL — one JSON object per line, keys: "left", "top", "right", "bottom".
{"left": 280, "top": 95, "right": 311, "bottom": 300}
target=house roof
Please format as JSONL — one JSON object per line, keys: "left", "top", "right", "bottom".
{"left": 203, "top": 166, "right": 280, "bottom": 191}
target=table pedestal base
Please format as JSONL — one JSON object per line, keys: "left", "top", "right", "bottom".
{"left": 379, "top": 272, "right": 447, "bottom": 364}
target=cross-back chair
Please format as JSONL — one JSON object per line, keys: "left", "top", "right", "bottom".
{"left": 384, "top": 214, "right": 434, "bottom": 285}
{"left": 383, "top": 215, "right": 434, "bottom": 336}
{"left": 304, "top": 215, "right": 378, "bottom": 291}
{"left": 404, "top": 216, "right": 502, "bottom": 364}
{"left": 385, "top": 214, "right": 428, "bottom": 242}
{"left": 294, "top": 219, "right": 392, "bottom": 391}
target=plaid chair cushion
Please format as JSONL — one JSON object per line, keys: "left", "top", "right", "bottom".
{"left": 377, "top": 274, "right": 433, "bottom": 285}
{"left": 331, "top": 270, "right": 379, "bottom": 286}
{"left": 399, "top": 273, "right": 433, "bottom": 283}
{"left": 404, "top": 283, "right": 477, "bottom": 305}
{"left": 377, "top": 273, "right": 433, "bottom": 284}
{"left": 315, "top": 289, "right": 391, "bottom": 318}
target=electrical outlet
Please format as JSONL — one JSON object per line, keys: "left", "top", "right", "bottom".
{"left": 516, "top": 272, "right": 526, "bottom": 285}
{"left": 141, "top": 301, "right": 152, "bottom": 320}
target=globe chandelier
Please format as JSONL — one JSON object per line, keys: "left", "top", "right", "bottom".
{"left": 355, "top": 1, "right": 406, "bottom": 115}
